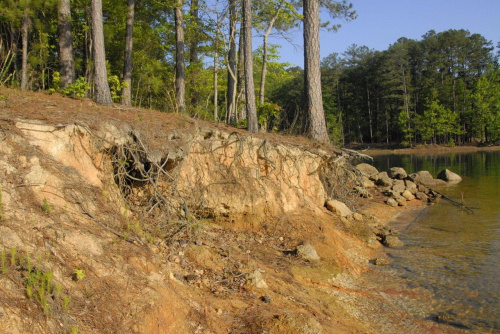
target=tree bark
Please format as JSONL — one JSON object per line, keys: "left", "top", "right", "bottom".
{"left": 120, "top": 0, "right": 135, "bottom": 106}
{"left": 303, "top": 0, "right": 329, "bottom": 143}
{"left": 91, "top": 0, "right": 113, "bottom": 106}
{"left": 237, "top": 23, "right": 246, "bottom": 123}
{"left": 213, "top": 29, "right": 218, "bottom": 121}
{"left": 174, "top": 0, "right": 186, "bottom": 113}
{"left": 21, "top": 11, "right": 30, "bottom": 91}
{"left": 226, "top": 0, "right": 237, "bottom": 124}
{"left": 242, "top": 0, "right": 258, "bottom": 133}
{"left": 58, "top": 0, "right": 75, "bottom": 88}
{"left": 189, "top": 0, "right": 199, "bottom": 64}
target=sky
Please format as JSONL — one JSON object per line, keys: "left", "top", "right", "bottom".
{"left": 267, "top": 0, "right": 500, "bottom": 67}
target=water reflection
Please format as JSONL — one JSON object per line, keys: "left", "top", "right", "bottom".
{"left": 371, "top": 150, "right": 500, "bottom": 331}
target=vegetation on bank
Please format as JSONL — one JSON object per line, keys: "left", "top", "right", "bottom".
{"left": 0, "top": 0, "right": 498, "bottom": 146}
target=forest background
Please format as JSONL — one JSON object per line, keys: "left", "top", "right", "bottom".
{"left": 1, "top": 0, "right": 499, "bottom": 146}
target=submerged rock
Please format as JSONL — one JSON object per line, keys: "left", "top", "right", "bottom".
{"left": 409, "top": 170, "right": 447, "bottom": 188}
{"left": 437, "top": 169, "right": 462, "bottom": 182}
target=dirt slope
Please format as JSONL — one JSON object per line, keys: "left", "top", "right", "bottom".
{"left": 0, "top": 88, "right": 462, "bottom": 333}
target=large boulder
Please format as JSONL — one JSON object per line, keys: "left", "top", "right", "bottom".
{"left": 374, "top": 172, "right": 393, "bottom": 187}
{"left": 356, "top": 163, "right": 379, "bottom": 177}
{"left": 392, "top": 180, "right": 406, "bottom": 194}
{"left": 325, "top": 199, "right": 352, "bottom": 217}
{"left": 386, "top": 197, "right": 398, "bottom": 207}
{"left": 402, "top": 190, "right": 415, "bottom": 201}
{"left": 387, "top": 167, "right": 407, "bottom": 180}
{"left": 437, "top": 169, "right": 462, "bottom": 183}
{"left": 409, "top": 170, "right": 446, "bottom": 188}
{"left": 404, "top": 180, "right": 418, "bottom": 194}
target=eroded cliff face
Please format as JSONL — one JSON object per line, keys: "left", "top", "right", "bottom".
{"left": 0, "top": 89, "right": 458, "bottom": 334}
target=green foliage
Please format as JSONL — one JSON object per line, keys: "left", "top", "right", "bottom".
{"left": 108, "top": 75, "right": 122, "bottom": 102}
{"left": 0, "top": 184, "right": 4, "bottom": 221}
{"left": 63, "top": 77, "right": 90, "bottom": 98}
{"left": 1, "top": 250, "right": 6, "bottom": 274}
{"left": 73, "top": 268, "right": 85, "bottom": 281}
{"left": 258, "top": 102, "right": 281, "bottom": 131}
{"left": 41, "top": 198, "right": 52, "bottom": 214}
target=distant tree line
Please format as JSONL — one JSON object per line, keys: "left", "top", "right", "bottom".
{"left": 273, "top": 30, "right": 500, "bottom": 145}
{"left": 0, "top": 0, "right": 498, "bottom": 145}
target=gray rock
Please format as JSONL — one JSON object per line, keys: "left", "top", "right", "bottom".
{"left": 404, "top": 180, "right": 418, "bottom": 194}
{"left": 386, "top": 197, "right": 398, "bottom": 207}
{"left": 383, "top": 235, "right": 404, "bottom": 248}
{"left": 388, "top": 167, "right": 407, "bottom": 180}
{"left": 325, "top": 199, "right": 352, "bottom": 217}
{"left": 361, "top": 176, "right": 375, "bottom": 188}
{"left": 374, "top": 256, "right": 392, "bottom": 266}
{"left": 415, "top": 191, "right": 428, "bottom": 201}
{"left": 356, "top": 163, "right": 379, "bottom": 177}
{"left": 410, "top": 170, "right": 446, "bottom": 188}
{"left": 246, "top": 270, "right": 268, "bottom": 289}
{"left": 375, "top": 172, "right": 393, "bottom": 187}
{"left": 354, "top": 186, "right": 372, "bottom": 199}
{"left": 437, "top": 169, "right": 462, "bottom": 182}
{"left": 395, "top": 196, "right": 407, "bottom": 206}
{"left": 296, "top": 243, "right": 320, "bottom": 263}
{"left": 392, "top": 180, "right": 406, "bottom": 194}
{"left": 402, "top": 190, "right": 415, "bottom": 201}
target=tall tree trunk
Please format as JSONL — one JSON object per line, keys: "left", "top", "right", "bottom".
{"left": 21, "top": 11, "right": 30, "bottom": 91}
{"left": 237, "top": 24, "right": 246, "bottom": 123}
{"left": 120, "top": 0, "right": 135, "bottom": 106}
{"left": 91, "top": 0, "right": 113, "bottom": 106}
{"left": 189, "top": 0, "right": 199, "bottom": 108}
{"left": 367, "top": 85, "right": 373, "bottom": 142}
{"left": 189, "top": 0, "right": 199, "bottom": 64}
{"left": 303, "top": 0, "right": 329, "bottom": 143}
{"left": 258, "top": 0, "right": 283, "bottom": 106}
{"left": 58, "top": 0, "right": 75, "bottom": 88}
{"left": 213, "top": 29, "right": 218, "bottom": 121}
{"left": 242, "top": 0, "right": 258, "bottom": 133}
{"left": 226, "top": 0, "right": 237, "bottom": 124}
{"left": 174, "top": 0, "right": 186, "bottom": 113}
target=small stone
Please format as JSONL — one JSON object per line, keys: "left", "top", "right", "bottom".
{"left": 325, "top": 199, "right": 352, "bottom": 217}
{"left": 415, "top": 192, "right": 428, "bottom": 202}
{"left": 386, "top": 197, "right": 398, "bottom": 207}
{"left": 296, "top": 243, "right": 320, "bottom": 263}
{"left": 383, "top": 235, "right": 404, "bottom": 248}
{"left": 353, "top": 213, "right": 363, "bottom": 221}
{"left": 395, "top": 196, "right": 407, "bottom": 206}
{"left": 260, "top": 295, "right": 271, "bottom": 303}
{"left": 374, "top": 256, "right": 392, "bottom": 266}
{"left": 404, "top": 180, "right": 418, "bottom": 194}
{"left": 392, "top": 180, "right": 406, "bottom": 194}
{"left": 246, "top": 270, "right": 268, "bottom": 289}
{"left": 402, "top": 190, "right": 415, "bottom": 201}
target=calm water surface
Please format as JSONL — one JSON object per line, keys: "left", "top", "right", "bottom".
{"left": 372, "top": 150, "right": 500, "bottom": 331}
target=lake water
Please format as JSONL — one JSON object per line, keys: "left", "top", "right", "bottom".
{"left": 371, "top": 150, "right": 500, "bottom": 332}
